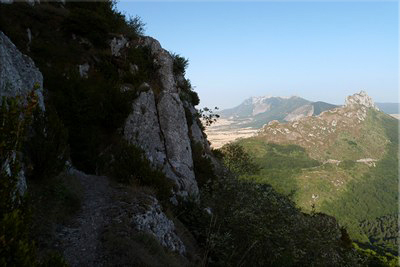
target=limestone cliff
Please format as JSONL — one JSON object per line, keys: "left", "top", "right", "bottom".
{"left": 0, "top": 30, "right": 46, "bottom": 197}
{"left": 0, "top": 31, "right": 44, "bottom": 110}
{"left": 123, "top": 37, "right": 215, "bottom": 198}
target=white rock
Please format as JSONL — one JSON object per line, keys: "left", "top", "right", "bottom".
{"left": 345, "top": 90, "right": 379, "bottom": 110}
{"left": 78, "top": 63, "right": 89, "bottom": 78}
{"left": 132, "top": 196, "right": 186, "bottom": 255}
{"left": 110, "top": 35, "right": 128, "bottom": 57}
{"left": 0, "top": 31, "right": 45, "bottom": 110}
{"left": 129, "top": 63, "right": 138, "bottom": 74}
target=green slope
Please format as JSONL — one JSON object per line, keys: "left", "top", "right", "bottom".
{"left": 312, "top": 101, "right": 338, "bottom": 115}
{"left": 236, "top": 111, "right": 399, "bottom": 255}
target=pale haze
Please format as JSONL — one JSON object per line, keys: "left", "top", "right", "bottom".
{"left": 117, "top": 1, "right": 398, "bottom": 109}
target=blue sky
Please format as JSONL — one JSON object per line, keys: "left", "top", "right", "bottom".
{"left": 117, "top": 1, "right": 398, "bottom": 109}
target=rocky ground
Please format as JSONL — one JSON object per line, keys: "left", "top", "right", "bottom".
{"left": 54, "top": 168, "right": 185, "bottom": 267}
{"left": 56, "top": 168, "right": 110, "bottom": 266}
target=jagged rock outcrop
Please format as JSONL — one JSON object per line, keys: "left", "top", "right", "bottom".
{"left": 124, "top": 37, "right": 199, "bottom": 197}
{"left": 0, "top": 31, "right": 44, "bottom": 110}
{"left": 132, "top": 195, "right": 186, "bottom": 254}
{"left": 345, "top": 90, "right": 379, "bottom": 110}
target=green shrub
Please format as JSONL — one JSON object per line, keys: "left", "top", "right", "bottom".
{"left": 197, "top": 173, "right": 364, "bottom": 266}
{"left": 339, "top": 160, "right": 356, "bottom": 169}
{"left": 62, "top": 2, "right": 129, "bottom": 47}
{"left": 178, "top": 78, "right": 200, "bottom": 106}
{"left": 125, "top": 15, "right": 146, "bottom": 38}
{"left": 101, "top": 221, "right": 184, "bottom": 267}
{"left": 0, "top": 94, "right": 37, "bottom": 266}
{"left": 52, "top": 71, "right": 132, "bottom": 172}
{"left": 0, "top": 209, "right": 37, "bottom": 267}
{"left": 25, "top": 104, "right": 69, "bottom": 180}
{"left": 218, "top": 143, "right": 260, "bottom": 176}
{"left": 124, "top": 46, "right": 160, "bottom": 90}
{"left": 180, "top": 89, "right": 200, "bottom": 107}
{"left": 0, "top": 93, "right": 68, "bottom": 266}
{"left": 171, "top": 53, "right": 189, "bottom": 75}
{"left": 62, "top": 7, "right": 110, "bottom": 47}
{"left": 191, "top": 142, "right": 216, "bottom": 187}
{"left": 98, "top": 140, "right": 173, "bottom": 201}
{"left": 188, "top": 90, "right": 200, "bottom": 106}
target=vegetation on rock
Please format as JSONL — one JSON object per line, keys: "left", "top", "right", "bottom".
{"left": 0, "top": 93, "right": 68, "bottom": 266}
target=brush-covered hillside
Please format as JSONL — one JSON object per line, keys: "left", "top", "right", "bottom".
{"left": 234, "top": 91, "right": 399, "bottom": 259}
{"left": 0, "top": 1, "right": 395, "bottom": 266}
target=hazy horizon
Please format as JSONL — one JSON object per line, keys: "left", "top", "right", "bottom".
{"left": 117, "top": 1, "right": 398, "bottom": 110}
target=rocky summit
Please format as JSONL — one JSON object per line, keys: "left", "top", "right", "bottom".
{"left": 345, "top": 90, "right": 379, "bottom": 110}
{"left": 257, "top": 91, "right": 389, "bottom": 161}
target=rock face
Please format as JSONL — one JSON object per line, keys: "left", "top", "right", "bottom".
{"left": 0, "top": 31, "right": 46, "bottom": 197}
{"left": 124, "top": 90, "right": 167, "bottom": 165}
{"left": 124, "top": 37, "right": 199, "bottom": 197}
{"left": 0, "top": 31, "right": 44, "bottom": 110}
{"left": 110, "top": 35, "right": 129, "bottom": 57}
{"left": 345, "top": 90, "right": 379, "bottom": 110}
{"left": 132, "top": 195, "right": 186, "bottom": 255}
{"left": 284, "top": 104, "right": 314, "bottom": 122}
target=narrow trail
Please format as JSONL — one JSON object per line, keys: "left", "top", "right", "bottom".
{"left": 56, "top": 168, "right": 110, "bottom": 267}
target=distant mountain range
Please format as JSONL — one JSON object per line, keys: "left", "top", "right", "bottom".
{"left": 218, "top": 95, "right": 398, "bottom": 128}
{"left": 219, "top": 96, "right": 337, "bottom": 128}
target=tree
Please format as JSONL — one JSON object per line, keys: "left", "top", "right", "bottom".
{"left": 218, "top": 143, "right": 260, "bottom": 176}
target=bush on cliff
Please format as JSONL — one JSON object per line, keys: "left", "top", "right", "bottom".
{"left": 25, "top": 103, "right": 69, "bottom": 180}
{"left": 0, "top": 93, "right": 68, "bottom": 267}
{"left": 98, "top": 140, "right": 174, "bottom": 201}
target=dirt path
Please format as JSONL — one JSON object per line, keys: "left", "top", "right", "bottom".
{"left": 56, "top": 168, "right": 110, "bottom": 267}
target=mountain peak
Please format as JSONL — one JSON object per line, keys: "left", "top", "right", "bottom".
{"left": 345, "top": 90, "right": 379, "bottom": 110}
{"left": 250, "top": 95, "right": 297, "bottom": 104}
